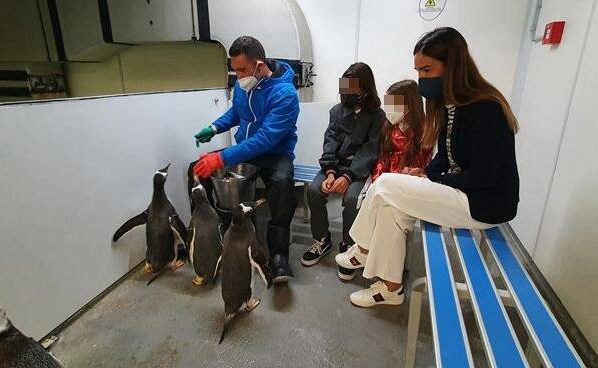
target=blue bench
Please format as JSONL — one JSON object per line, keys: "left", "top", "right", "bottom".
{"left": 405, "top": 222, "right": 585, "bottom": 367}
{"left": 293, "top": 164, "right": 320, "bottom": 223}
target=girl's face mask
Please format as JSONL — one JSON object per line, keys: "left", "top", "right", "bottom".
{"left": 383, "top": 104, "right": 407, "bottom": 126}
{"left": 339, "top": 77, "right": 364, "bottom": 109}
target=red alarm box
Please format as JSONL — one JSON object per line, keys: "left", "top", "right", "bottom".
{"left": 542, "top": 21, "right": 566, "bottom": 45}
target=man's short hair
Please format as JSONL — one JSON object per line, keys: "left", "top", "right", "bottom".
{"left": 229, "top": 36, "right": 266, "bottom": 61}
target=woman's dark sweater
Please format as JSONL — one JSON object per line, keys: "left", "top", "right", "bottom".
{"left": 425, "top": 100, "right": 519, "bottom": 224}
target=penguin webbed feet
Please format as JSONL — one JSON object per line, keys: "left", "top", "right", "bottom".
{"left": 144, "top": 262, "right": 154, "bottom": 274}
{"left": 192, "top": 276, "right": 206, "bottom": 286}
{"left": 244, "top": 297, "right": 260, "bottom": 312}
{"left": 170, "top": 259, "right": 185, "bottom": 270}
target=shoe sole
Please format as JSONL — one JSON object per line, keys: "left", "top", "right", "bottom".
{"left": 349, "top": 296, "right": 405, "bottom": 308}
{"left": 337, "top": 269, "right": 356, "bottom": 281}
{"left": 273, "top": 275, "right": 292, "bottom": 283}
{"left": 300, "top": 247, "right": 332, "bottom": 267}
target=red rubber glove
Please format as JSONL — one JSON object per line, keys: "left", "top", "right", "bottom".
{"left": 193, "top": 152, "right": 224, "bottom": 178}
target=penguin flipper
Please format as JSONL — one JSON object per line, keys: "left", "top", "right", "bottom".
{"left": 112, "top": 210, "right": 148, "bottom": 242}
{"left": 249, "top": 243, "right": 273, "bottom": 289}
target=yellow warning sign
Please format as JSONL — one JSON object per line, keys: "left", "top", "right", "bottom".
{"left": 425, "top": 0, "right": 437, "bottom": 7}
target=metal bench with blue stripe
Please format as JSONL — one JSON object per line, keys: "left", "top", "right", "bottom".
{"left": 405, "top": 221, "right": 585, "bottom": 367}
{"left": 293, "top": 164, "right": 320, "bottom": 223}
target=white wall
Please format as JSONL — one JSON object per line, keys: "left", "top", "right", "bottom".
{"left": 0, "top": 90, "right": 229, "bottom": 339}
{"left": 512, "top": 0, "right": 597, "bottom": 253}
{"left": 531, "top": 0, "right": 598, "bottom": 350}
{"left": 294, "top": 102, "right": 336, "bottom": 167}
{"left": 296, "top": 0, "right": 360, "bottom": 102}
{"left": 297, "top": 0, "right": 530, "bottom": 102}
{"left": 357, "top": 0, "right": 530, "bottom": 98}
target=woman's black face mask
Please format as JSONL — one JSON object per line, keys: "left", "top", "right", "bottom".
{"left": 341, "top": 93, "right": 364, "bottom": 109}
{"left": 418, "top": 77, "right": 444, "bottom": 100}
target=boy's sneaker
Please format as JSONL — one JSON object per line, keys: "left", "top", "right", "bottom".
{"left": 337, "top": 242, "right": 356, "bottom": 281}
{"left": 301, "top": 235, "right": 332, "bottom": 266}
{"left": 349, "top": 281, "right": 405, "bottom": 307}
{"left": 335, "top": 244, "right": 367, "bottom": 270}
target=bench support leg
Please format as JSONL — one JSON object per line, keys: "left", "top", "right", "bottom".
{"left": 405, "top": 277, "right": 427, "bottom": 368}
{"left": 303, "top": 182, "right": 310, "bottom": 223}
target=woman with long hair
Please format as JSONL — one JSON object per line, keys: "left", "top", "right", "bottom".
{"left": 336, "top": 27, "right": 520, "bottom": 307}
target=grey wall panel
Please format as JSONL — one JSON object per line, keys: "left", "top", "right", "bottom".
{"left": 0, "top": 89, "right": 229, "bottom": 339}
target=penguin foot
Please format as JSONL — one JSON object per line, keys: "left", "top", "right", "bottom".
{"left": 244, "top": 297, "right": 260, "bottom": 312}
{"left": 192, "top": 276, "right": 206, "bottom": 286}
{"left": 170, "top": 260, "right": 185, "bottom": 270}
{"left": 144, "top": 262, "right": 154, "bottom": 274}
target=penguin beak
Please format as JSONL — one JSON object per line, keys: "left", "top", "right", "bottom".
{"left": 158, "top": 163, "right": 171, "bottom": 175}
{"left": 254, "top": 198, "right": 266, "bottom": 207}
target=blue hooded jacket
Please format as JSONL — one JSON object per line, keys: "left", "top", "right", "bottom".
{"left": 212, "top": 60, "right": 300, "bottom": 165}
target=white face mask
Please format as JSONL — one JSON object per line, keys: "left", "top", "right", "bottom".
{"left": 383, "top": 104, "right": 407, "bottom": 126}
{"left": 238, "top": 76, "right": 258, "bottom": 92}
{"left": 238, "top": 61, "right": 263, "bottom": 92}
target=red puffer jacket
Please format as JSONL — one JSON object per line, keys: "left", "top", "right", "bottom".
{"left": 371, "top": 125, "right": 432, "bottom": 182}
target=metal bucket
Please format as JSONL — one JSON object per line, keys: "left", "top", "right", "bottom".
{"left": 210, "top": 163, "right": 258, "bottom": 210}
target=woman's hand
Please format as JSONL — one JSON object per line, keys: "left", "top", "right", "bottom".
{"left": 402, "top": 167, "right": 427, "bottom": 178}
{"left": 330, "top": 176, "right": 350, "bottom": 194}
{"left": 321, "top": 173, "right": 336, "bottom": 194}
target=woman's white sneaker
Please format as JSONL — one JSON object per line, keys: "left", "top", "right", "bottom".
{"left": 349, "top": 281, "right": 405, "bottom": 307}
{"left": 335, "top": 244, "right": 367, "bottom": 270}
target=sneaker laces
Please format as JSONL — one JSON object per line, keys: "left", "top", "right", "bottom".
{"left": 308, "top": 239, "right": 325, "bottom": 254}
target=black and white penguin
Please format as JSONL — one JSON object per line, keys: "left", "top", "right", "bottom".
{"left": 112, "top": 164, "right": 188, "bottom": 285}
{"left": 0, "top": 306, "right": 64, "bottom": 368}
{"left": 188, "top": 180, "right": 223, "bottom": 286}
{"left": 219, "top": 199, "right": 272, "bottom": 344}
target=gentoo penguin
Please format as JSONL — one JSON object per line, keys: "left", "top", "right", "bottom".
{"left": 0, "top": 306, "right": 64, "bottom": 368}
{"left": 188, "top": 180, "right": 223, "bottom": 286}
{"left": 220, "top": 199, "right": 272, "bottom": 344}
{"left": 112, "top": 164, "right": 188, "bottom": 285}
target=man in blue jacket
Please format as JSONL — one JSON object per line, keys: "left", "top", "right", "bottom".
{"left": 193, "top": 36, "right": 299, "bottom": 283}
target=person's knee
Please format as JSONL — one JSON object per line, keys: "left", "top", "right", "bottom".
{"left": 369, "top": 174, "right": 407, "bottom": 202}
{"left": 381, "top": 206, "right": 414, "bottom": 233}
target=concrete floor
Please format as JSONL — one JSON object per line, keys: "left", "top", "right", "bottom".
{"left": 50, "top": 196, "right": 488, "bottom": 368}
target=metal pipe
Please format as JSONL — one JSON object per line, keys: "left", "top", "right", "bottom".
{"left": 530, "top": 0, "right": 544, "bottom": 43}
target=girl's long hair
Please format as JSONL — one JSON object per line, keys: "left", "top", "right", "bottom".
{"left": 380, "top": 80, "right": 429, "bottom": 168}
{"left": 342, "top": 62, "right": 381, "bottom": 111}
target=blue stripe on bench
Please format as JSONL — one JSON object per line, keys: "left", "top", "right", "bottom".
{"left": 422, "top": 222, "right": 473, "bottom": 368}
{"left": 294, "top": 164, "right": 319, "bottom": 182}
{"left": 453, "top": 229, "right": 527, "bottom": 368}
{"left": 484, "top": 227, "right": 584, "bottom": 368}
